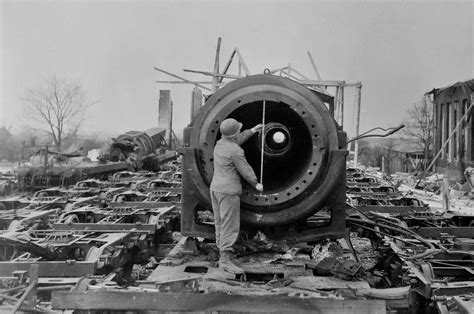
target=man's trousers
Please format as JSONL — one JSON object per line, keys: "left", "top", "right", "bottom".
{"left": 210, "top": 191, "right": 240, "bottom": 252}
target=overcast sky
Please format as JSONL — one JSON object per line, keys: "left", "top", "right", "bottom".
{"left": 1, "top": 0, "right": 472, "bottom": 139}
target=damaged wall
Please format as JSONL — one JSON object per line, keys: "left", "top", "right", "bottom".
{"left": 428, "top": 79, "right": 474, "bottom": 180}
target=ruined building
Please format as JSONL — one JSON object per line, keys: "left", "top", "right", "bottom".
{"left": 427, "top": 78, "right": 473, "bottom": 179}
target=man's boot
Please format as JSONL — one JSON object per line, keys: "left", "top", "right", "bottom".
{"left": 218, "top": 251, "right": 244, "bottom": 274}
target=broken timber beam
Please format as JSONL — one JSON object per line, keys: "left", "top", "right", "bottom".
{"left": 235, "top": 48, "right": 250, "bottom": 75}
{"left": 154, "top": 67, "right": 211, "bottom": 91}
{"left": 219, "top": 49, "right": 237, "bottom": 83}
{"left": 307, "top": 51, "right": 322, "bottom": 80}
{"left": 183, "top": 69, "right": 242, "bottom": 79}
{"left": 212, "top": 37, "right": 221, "bottom": 91}
{"left": 11, "top": 264, "right": 38, "bottom": 312}
{"left": 52, "top": 290, "right": 386, "bottom": 313}
{"left": 415, "top": 227, "right": 474, "bottom": 238}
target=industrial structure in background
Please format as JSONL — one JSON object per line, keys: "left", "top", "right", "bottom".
{"left": 427, "top": 79, "right": 473, "bottom": 180}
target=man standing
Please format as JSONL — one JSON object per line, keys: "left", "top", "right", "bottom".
{"left": 210, "top": 118, "right": 263, "bottom": 274}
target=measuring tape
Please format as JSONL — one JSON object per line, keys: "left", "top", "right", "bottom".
{"left": 259, "top": 100, "right": 266, "bottom": 189}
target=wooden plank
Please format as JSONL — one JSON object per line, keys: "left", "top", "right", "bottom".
{"left": 356, "top": 286, "right": 410, "bottom": 300}
{"left": 219, "top": 49, "right": 236, "bottom": 83}
{"left": 212, "top": 37, "right": 221, "bottom": 91}
{"left": 155, "top": 80, "right": 212, "bottom": 85}
{"left": 280, "top": 69, "right": 303, "bottom": 82}
{"left": 52, "top": 223, "right": 157, "bottom": 233}
{"left": 52, "top": 290, "right": 386, "bottom": 313}
{"left": 291, "top": 276, "right": 370, "bottom": 290}
{"left": 415, "top": 227, "right": 474, "bottom": 238}
{"left": 38, "top": 277, "right": 81, "bottom": 285}
{"left": 183, "top": 69, "right": 242, "bottom": 79}
{"left": 154, "top": 67, "right": 211, "bottom": 91}
{"left": 145, "top": 264, "right": 204, "bottom": 284}
{"left": 300, "top": 79, "right": 345, "bottom": 86}
{"left": 108, "top": 201, "right": 181, "bottom": 209}
{"left": 354, "top": 205, "right": 427, "bottom": 215}
{"left": 235, "top": 49, "right": 250, "bottom": 75}
{"left": 0, "top": 261, "right": 95, "bottom": 277}
{"left": 155, "top": 80, "right": 214, "bottom": 84}
{"left": 432, "top": 281, "right": 474, "bottom": 296}
{"left": 268, "top": 65, "right": 289, "bottom": 74}
{"left": 290, "top": 67, "right": 309, "bottom": 80}
{"left": 299, "top": 80, "right": 363, "bottom": 88}
{"left": 141, "top": 187, "right": 182, "bottom": 193}
{"left": 12, "top": 264, "right": 38, "bottom": 312}
{"left": 307, "top": 51, "right": 322, "bottom": 80}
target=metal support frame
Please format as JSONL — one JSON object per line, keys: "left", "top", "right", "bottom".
{"left": 154, "top": 38, "right": 362, "bottom": 136}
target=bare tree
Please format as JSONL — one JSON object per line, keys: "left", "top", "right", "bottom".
{"left": 357, "top": 139, "right": 384, "bottom": 168}
{"left": 403, "top": 96, "right": 433, "bottom": 170}
{"left": 22, "top": 77, "right": 90, "bottom": 152}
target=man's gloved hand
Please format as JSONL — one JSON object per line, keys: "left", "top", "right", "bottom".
{"left": 255, "top": 183, "right": 263, "bottom": 192}
{"left": 251, "top": 124, "right": 263, "bottom": 134}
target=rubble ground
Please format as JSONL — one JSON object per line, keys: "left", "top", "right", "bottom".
{"left": 2, "top": 165, "right": 474, "bottom": 313}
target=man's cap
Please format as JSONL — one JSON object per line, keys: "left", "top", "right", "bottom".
{"left": 220, "top": 118, "right": 243, "bottom": 138}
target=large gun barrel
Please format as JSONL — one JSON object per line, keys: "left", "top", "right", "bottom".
{"left": 181, "top": 74, "right": 347, "bottom": 242}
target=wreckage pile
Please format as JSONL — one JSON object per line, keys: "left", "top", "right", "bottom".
{"left": 0, "top": 161, "right": 182, "bottom": 312}
{"left": 15, "top": 127, "right": 177, "bottom": 191}
{"left": 2, "top": 160, "right": 474, "bottom": 312}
